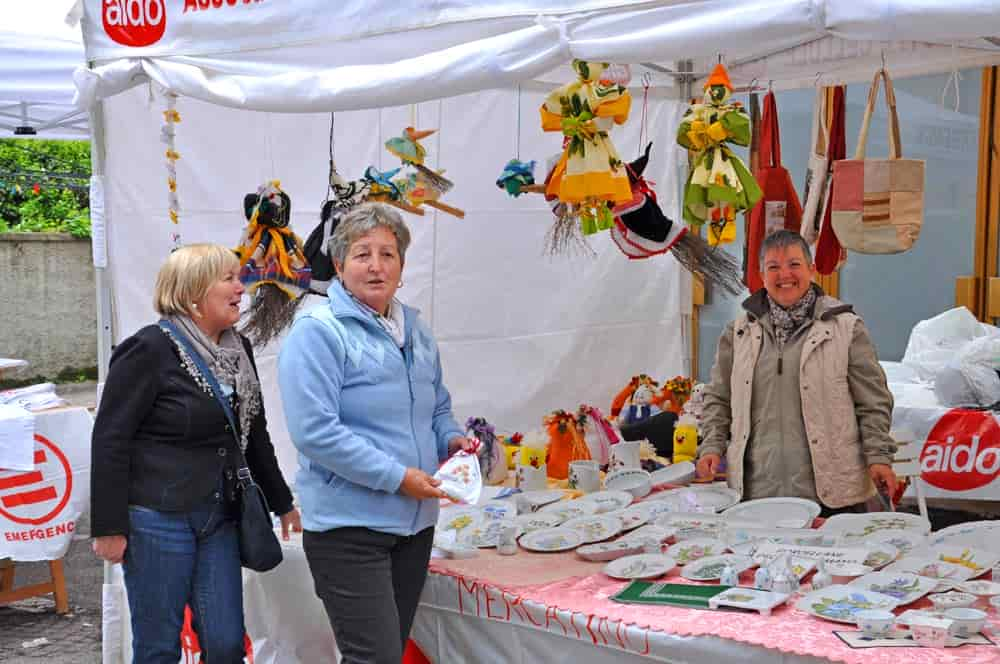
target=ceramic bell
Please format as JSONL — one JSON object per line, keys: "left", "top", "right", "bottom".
{"left": 753, "top": 565, "right": 773, "bottom": 591}
{"left": 811, "top": 559, "right": 832, "bottom": 591}
{"left": 719, "top": 563, "right": 740, "bottom": 587}
{"left": 770, "top": 557, "right": 795, "bottom": 595}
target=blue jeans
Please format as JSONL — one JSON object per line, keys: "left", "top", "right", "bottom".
{"left": 123, "top": 502, "right": 245, "bottom": 664}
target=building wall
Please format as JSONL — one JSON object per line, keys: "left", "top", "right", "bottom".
{"left": 0, "top": 233, "right": 96, "bottom": 379}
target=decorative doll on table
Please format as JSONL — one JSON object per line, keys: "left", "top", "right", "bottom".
{"left": 677, "top": 63, "right": 762, "bottom": 245}
{"left": 620, "top": 384, "right": 661, "bottom": 426}
{"left": 543, "top": 409, "right": 591, "bottom": 480}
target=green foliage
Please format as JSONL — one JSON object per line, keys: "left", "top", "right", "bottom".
{"left": 0, "top": 139, "right": 91, "bottom": 237}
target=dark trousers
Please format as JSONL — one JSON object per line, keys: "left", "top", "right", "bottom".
{"left": 303, "top": 526, "right": 434, "bottom": 664}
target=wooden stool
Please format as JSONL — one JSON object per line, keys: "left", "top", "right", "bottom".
{"left": 0, "top": 557, "right": 70, "bottom": 614}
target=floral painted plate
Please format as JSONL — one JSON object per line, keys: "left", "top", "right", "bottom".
{"left": 577, "top": 540, "right": 644, "bottom": 562}
{"left": 617, "top": 502, "right": 655, "bottom": 531}
{"left": 438, "top": 506, "right": 482, "bottom": 534}
{"left": 581, "top": 490, "right": 634, "bottom": 514}
{"left": 562, "top": 515, "right": 623, "bottom": 544}
{"left": 794, "top": 585, "right": 899, "bottom": 623}
{"left": 862, "top": 542, "right": 899, "bottom": 570}
{"left": 540, "top": 497, "right": 600, "bottom": 522}
{"left": 647, "top": 486, "right": 740, "bottom": 513}
{"left": 514, "top": 511, "right": 564, "bottom": 534}
{"left": 820, "top": 512, "right": 931, "bottom": 541}
{"left": 723, "top": 524, "right": 825, "bottom": 551}
{"left": 649, "top": 461, "right": 696, "bottom": 488}
{"left": 927, "top": 520, "right": 1000, "bottom": 553}
{"left": 910, "top": 545, "right": 1000, "bottom": 578}
{"left": 654, "top": 512, "right": 727, "bottom": 541}
{"left": 881, "top": 557, "right": 977, "bottom": 584}
{"left": 681, "top": 554, "right": 754, "bottom": 581}
{"left": 956, "top": 579, "right": 1000, "bottom": 596}
{"left": 618, "top": 524, "right": 676, "bottom": 546}
{"left": 670, "top": 537, "right": 728, "bottom": 565}
{"left": 721, "top": 497, "right": 821, "bottom": 529}
{"left": 860, "top": 530, "right": 926, "bottom": 558}
{"left": 519, "top": 526, "right": 584, "bottom": 553}
{"left": 464, "top": 519, "right": 515, "bottom": 548}
{"left": 849, "top": 571, "right": 937, "bottom": 605}
{"left": 604, "top": 554, "right": 678, "bottom": 580}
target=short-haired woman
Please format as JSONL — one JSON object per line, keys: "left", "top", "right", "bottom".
{"left": 278, "top": 203, "right": 474, "bottom": 664}
{"left": 91, "top": 243, "right": 301, "bottom": 664}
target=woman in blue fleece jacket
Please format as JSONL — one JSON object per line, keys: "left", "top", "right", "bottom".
{"left": 278, "top": 203, "right": 472, "bottom": 664}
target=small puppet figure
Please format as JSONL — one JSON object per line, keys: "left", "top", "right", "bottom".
{"left": 383, "top": 127, "right": 464, "bottom": 218}
{"left": 465, "top": 416, "right": 507, "bottom": 485}
{"left": 543, "top": 409, "right": 591, "bottom": 480}
{"left": 610, "top": 374, "right": 659, "bottom": 420}
{"left": 620, "top": 383, "right": 661, "bottom": 426}
{"left": 680, "top": 382, "right": 707, "bottom": 430}
{"left": 678, "top": 63, "right": 762, "bottom": 245}
{"left": 541, "top": 60, "right": 632, "bottom": 235}
{"left": 496, "top": 159, "right": 539, "bottom": 197}
{"left": 234, "top": 181, "right": 312, "bottom": 346}
{"left": 576, "top": 404, "right": 619, "bottom": 467}
{"left": 672, "top": 414, "right": 699, "bottom": 464}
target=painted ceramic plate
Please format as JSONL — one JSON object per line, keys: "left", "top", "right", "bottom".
{"left": 820, "top": 512, "right": 931, "bottom": 541}
{"left": 881, "top": 557, "right": 977, "bottom": 583}
{"left": 794, "top": 585, "right": 899, "bottom": 623}
{"left": 910, "top": 545, "right": 1000, "bottom": 578}
{"left": 618, "top": 524, "right": 676, "bottom": 546}
{"left": 826, "top": 562, "right": 873, "bottom": 579}
{"left": 539, "top": 498, "right": 599, "bottom": 522}
{"left": 647, "top": 486, "right": 740, "bottom": 513}
{"left": 721, "top": 497, "right": 821, "bottom": 529}
{"left": 862, "top": 542, "right": 899, "bottom": 570}
{"left": 617, "top": 502, "right": 655, "bottom": 531}
{"left": 581, "top": 490, "right": 634, "bottom": 514}
{"left": 681, "top": 554, "right": 754, "bottom": 581}
{"left": 519, "top": 527, "right": 584, "bottom": 553}
{"left": 562, "top": 515, "right": 623, "bottom": 544}
{"left": 604, "top": 554, "right": 678, "bottom": 580}
{"left": 956, "top": 579, "right": 1000, "bottom": 596}
{"left": 723, "top": 525, "right": 825, "bottom": 551}
{"left": 464, "top": 519, "right": 514, "bottom": 548}
{"left": 481, "top": 500, "right": 517, "bottom": 522}
{"left": 517, "top": 489, "right": 566, "bottom": 510}
{"left": 927, "top": 520, "right": 1000, "bottom": 553}
{"left": 577, "top": 540, "right": 644, "bottom": 562}
{"left": 514, "top": 511, "right": 564, "bottom": 534}
{"left": 849, "top": 571, "right": 937, "bottom": 605}
{"left": 438, "top": 506, "right": 481, "bottom": 534}
{"left": 670, "top": 537, "right": 728, "bottom": 565}
{"left": 861, "top": 530, "right": 926, "bottom": 558}
{"left": 654, "top": 512, "right": 727, "bottom": 541}
{"left": 604, "top": 469, "right": 652, "bottom": 498}
{"left": 649, "top": 461, "right": 696, "bottom": 488}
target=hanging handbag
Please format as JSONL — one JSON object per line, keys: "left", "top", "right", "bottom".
{"left": 800, "top": 88, "right": 829, "bottom": 245}
{"left": 745, "top": 91, "right": 803, "bottom": 292}
{"left": 831, "top": 68, "right": 925, "bottom": 254}
{"left": 158, "top": 320, "right": 284, "bottom": 573}
{"left": 815, "top": 86, "right": 847, "bottom": 275}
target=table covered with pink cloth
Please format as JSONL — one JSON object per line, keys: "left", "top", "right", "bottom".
{"left": 422, "top": 547, "right": 1000, "bottom": 664}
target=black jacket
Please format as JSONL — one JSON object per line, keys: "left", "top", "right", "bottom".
{"left": 90, "top": 325, "right": 294, "bottom": 537}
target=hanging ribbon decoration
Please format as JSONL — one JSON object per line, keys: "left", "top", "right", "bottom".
{"left": 162, "top": 93, "right": 181, "bottom": 247}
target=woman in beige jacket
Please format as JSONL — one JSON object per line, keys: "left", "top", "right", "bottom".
{"left": 696, "top": 230, "right": 898, "bottom": 515}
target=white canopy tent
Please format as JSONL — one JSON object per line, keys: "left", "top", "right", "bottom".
{"left": 61, "top": 1, "right": 1000, "bottom": 661}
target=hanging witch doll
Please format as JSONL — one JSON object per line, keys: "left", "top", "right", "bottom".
{"left": 234, "top": 180, "right": 312, "bottom": 346}
{"left": 678, "top": 63, "right": 762, "bottom": 245}
{"left": 611, "top": 143, "right": 744, "bottom": 295}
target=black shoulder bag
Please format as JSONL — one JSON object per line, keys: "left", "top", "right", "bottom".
{"left": 159, "top": 320, "right": 283, "bottom": 572}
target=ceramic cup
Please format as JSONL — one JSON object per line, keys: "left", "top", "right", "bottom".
{"left": 944, "top": 608, "right": 987, "bottom": 638}
{"left": 516, "top": 464, "right": 548, "bottom": 491}
{"left": 910, "top": 619, "right": 950, "bottom": 648}
{"left": 568, "top": 460, "right": 601, "bottom": 493}
{"left": 610, "top": 441, "right": 642, "bottom": 471}
{"left": 854, "top": 609, "right": 895, "bottom": 639}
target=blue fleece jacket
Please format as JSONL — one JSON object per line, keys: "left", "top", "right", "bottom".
{"left": 277, "top": 282, "right": 464, "bottom": 535}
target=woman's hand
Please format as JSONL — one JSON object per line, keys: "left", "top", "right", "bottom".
{"left": 696, "top": 453, "right": 721, "bottom": 480}
{"left": 92, "top": 535, "right": 127, "bottom": 564}
{"left": 868, "top": 463, "right": 898, "bottom": 498}
{"left": 279, "top": 508, "right": 303, "bottom": 540}
{"left": 399, "top": 468, "right": 447, "bottom": 500}
{"left": 447, "top": 436, "right": 478, "bottom": 457}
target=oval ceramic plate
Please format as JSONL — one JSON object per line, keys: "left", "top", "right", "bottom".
{"left": 723, "top": 524, "right": 825, "bottom": 551}
{"left": 577, "top": 540, "right": 643, "bottom": 562}
{"left": 581, "top": 490, "right": 634, "bottom": 514}
{"left": 438, "top": 506, "right": 482, "bottom": 534}
{"left": 848, "top": 571, "right": 937, "bottom": 605}
{"left": 820, "top": 512, "right": 931, "bottom": 541}
{"left": 618, "top": 524, "right": 676, "bottom": 545}
{"left": 519, "top": 526, "right": 584, "bottom": 553}
{"left": 721, "top": 497, "right": 820, "bottom": 529}
{"left": 927, "top": 520, "right": 1000, "bottom": 553}
{"left": 861, "top": 530, "right": 926, "bottom": 558}
{"left": 649, "top": 461, "right": 696, "bottom": 488}
{"left": 681, "top": 554, "right": 754, "bottom": 581}
{"left": 617, "top": 502, "right": 655, "bottom": 531}
{"left": 669, "top": 537, "right": 728, "bottom": 565}
{"left": 654, "top": 512, "right": 726, "bottom": 541}
{"left": 514, "top": 511, "right": 564, "bottom": 534}
{"left": 465, "top": 519, "right": 515, "bottom": 548}
{"left": 539, "top": 497, "right": 600, "bottom": 522}
{"left": 910, "top": 545, "right": 1000, "bottom": 578}
{"left": 956, "top": 579, "right": 1000, "bottom": 596}
{"left": 604, "top": 469, "right": 651, "bottom": 498}
{"left": 518, "top": 489, "right": 566, "bottom": 509}
{"left": 862, "top": 542, "right": 899, "bottom": 570}
{"left": 881, "top": 557, "right": 977, "bottom": 584}
{"left": 647, "top": 486, "right": 740, "bottom": 513}
{"left": 795, "top": 584, "right": 899, "bottom": 623}
{"left": 562, "top": 514, "right": 623, "bottom": 544}
{"left": 604, "top": 554, "right": 677, "bottom": 580}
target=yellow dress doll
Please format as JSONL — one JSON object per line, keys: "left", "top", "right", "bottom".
{"left": 678, "top": 64, "right": 762, "bottom": 245}
{"left": 672, "top": 414, "right": 699, "bottom": 464}
{"left": 541, "top": 60, "right": 632, "bottom": 235}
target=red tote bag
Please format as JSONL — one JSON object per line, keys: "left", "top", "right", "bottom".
{"left": 745, "top": 91, "right": 803, "bottom": 292}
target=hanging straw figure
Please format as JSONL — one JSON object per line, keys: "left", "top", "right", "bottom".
{"left": 541, "top": 152, "right": 594, "bottom": 257}
{"left": 541, "top": 60, "right": 632, "bottom": 236}
{"left": 384, "top": 127, "right": 464, "bottom": 217}
{"left": 496, "top": 159, "right": 538, "bottom": 197}
{"left": 678, "top": 63, "right": 762, "bottom": 245}
{"left": 234, "top": 181, "right": 312, "bottom": 347}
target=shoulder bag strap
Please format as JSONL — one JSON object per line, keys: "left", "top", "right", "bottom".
{"left": 157, "top": 320, "right": 255, "bottom": 484}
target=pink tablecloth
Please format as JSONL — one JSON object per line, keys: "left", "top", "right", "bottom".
{"left": 430, "top": 550, "right": 1000, "bottom": 664}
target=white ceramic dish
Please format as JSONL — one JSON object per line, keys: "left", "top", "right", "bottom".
{"left": 681, "top": 554, "right": 754, "bottom": 581}
{"left": 862, "top": 542, "right": 899, "bottom": 570}
{"left": 826, "top": 562, "right": 874, "bottom": 583}
{"left": 820, "top": 512, "right": 931, "bottom": 541}
{"left": 618, "top": 524, "right": 676, "bottom": 546}
{"left": 438, "top": 506, "right": 482, "bottom": 535}
{"left": 670, "top": 537, "right": 728, "bottom": 565}
{"left": 515, "top": 489, "right": 566, "bottom": 511}
{"left": 721, "top": 497, "right": 820, "bottom": 529}
{"left": 562, "top": 514, "right": 623, "bottom": 544}
{"left": 464, "top": 519, "right": 515, "bottom": 547}
{"left": 654, "top": 512, "right": 727, "bottom": 540}
{"left": 860, "top": 530, "right": 926, "bottom": 558}
{"left": 794, "top": 584, "right": 899, "bottom": 623}
{"left": 539, "top": 497, "right": 600, "bottom": 522}
{"left": 956, "top": 579, "right": 1000, "bottom": 596}
{"left": 647, "top": 486, "right": 740, "bottom": 513}
{"left": 604, "top": 469, "right": 652, "bottom": 499}
{"left": 882, "top": 557, "right": 977, "bottom": 584}
{"left": 723, "top": 525, "right": 825, "bottom": 551}
{"left": 617, "top": 502, "right": 655, "bottom": 531}
{"left": 928, "top": 590, "right": 977, "bottom": 610}
{"left": 927, "top": 520, "right": 1000, "bottom": 553}
{"left": 604, "top": 554, "right": 677, "bottom": 580}
{"left": 849, "top": 571, "right": 937, "bottom": 605}
{"left": 519, "top": 527, "right": 584, "bottom": 553}
{"left": 911, "top": 545, "right": 1000, "bottom": 578}
{"left": 576, "top": 540, "right": 644, "bottom": 562}
{"left": 764, "top": 556, "right": 816, "bottom": 581}
{"left": 481, "top": 501, "right": 517, "bottom": 521}
{"left": 580, "top": 490, "right": 634, "bottom": 514}
{"left": 514, "top": 511, "right": 566, "bottom": 534}
{"left": 943, "top": 607, "right": 987, "bottom": 638}
{"left": 649, "top": 461, "right": 696, "bottom": 488}
{"left": 708, "top": 587, "right": 791, "bottom": 616}
{"left": 854, "top": 609, "right": 896, "bottom": 638}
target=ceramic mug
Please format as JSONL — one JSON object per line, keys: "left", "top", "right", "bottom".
{"left": 610, "top": 441, "right": 642, "bottom": 471}
{"left": 854, "top": 609, "right": 895, "bottom": 639}
{"left": 516, "top": 464, "right": 548, "bottom": 491}
{"left": 568, "top": 460, "right": 601, "bottom": 493}
{"left": 944, "top": 608, "right": 987, "bottom": 638}
{"left": 910, "top": 619, "right": 950, "bottom": 648}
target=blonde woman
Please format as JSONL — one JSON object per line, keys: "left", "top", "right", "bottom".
{"left": 91, "top": 244, "right": 300, "bottom": 664}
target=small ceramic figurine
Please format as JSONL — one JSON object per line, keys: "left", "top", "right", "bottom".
{"left": 754, "top": 565, "right": 773, "bottom": 591}
{"left": 672, "top": 414, "right": 699, "bottom": 464}
{"left": 719, "top": 563, "right": 740, "bottom": 587}
{"left": 786, "top": 555, "right": 801, "bottom": 592}
{"left": 811, "top": 559, "right": 832, "bottom": 591}
{"left": 497, "top": 524, "right": 519, "bottom": 556}
{"left": 621, "top": 384, "right": 661, "bottom": 426}
{"left": 770, "top": 556, "right": 796, "bottom": 595}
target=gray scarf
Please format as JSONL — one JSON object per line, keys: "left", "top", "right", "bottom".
{"left": 767, "top": 286, "right": 817, "bottom": 349}
{"left": 166, "top": 315, "right": 261, "bottom": 451}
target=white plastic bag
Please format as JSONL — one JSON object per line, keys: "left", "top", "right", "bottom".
{"left": 934, "top": 335, "right": 1000, "bottom": 407}
{"left": 902, "top": 307, "right": 987, "bottom": 382}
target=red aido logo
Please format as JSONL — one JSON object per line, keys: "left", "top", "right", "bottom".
{"left": 921, "top": 409, "right": 1000, "bottom": 492}
{"left": 0, "top": 434, "right": 73, "bottom": 526}
{"left": 103, "top": 0, "right": 167, "bottom": 47}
